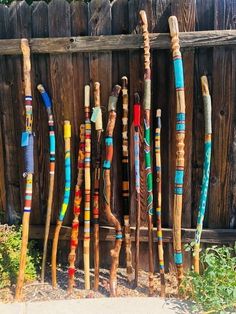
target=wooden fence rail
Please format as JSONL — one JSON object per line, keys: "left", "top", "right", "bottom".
{"left": 0, "top": 0, "right": 235, "bottom": 270}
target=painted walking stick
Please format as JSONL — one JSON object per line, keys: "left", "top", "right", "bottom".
{"left": 68, "top": 124, "right": 85, "bottom": 292}
{"left": 15, "top": 39, "right": 34, "bottom": 300}
{"left": 121, "top": 76, "right": 133, "bottom": 282}
{"left": 52, "top": 120, "right": 71, "bottom": 288}
{"left": 103, "top": 85, "right": 122, "bottom": 297}
{"left": 140, "top": 10, "right": 154, "bottom": 296}
{"left": 91, "top": 82, "right": 103, "bottom": 291}
{"left": 133, "top": 93, "right": 141, "bottom": 288}
{"left": 168, "top": 16, "right": 186, "bottom": 284}
{"left": 84, "top": 85, "right": 91, "bottom": 290}
{"left": 155, "top": 109, "right": 165, "bottom": 297}
{"left": 194, "top": 76, "right": 212, "bottom": 274}
{"left": 37, "top": 84, "right": 56, "bottom": 283}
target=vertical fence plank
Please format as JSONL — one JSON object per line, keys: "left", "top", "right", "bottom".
{"left": 208, "top": 0, "right": 236, "bottom": 228}
{"left": 0, "top": 4, "right": 9, "bottom": 221}
{"left": 48, "top": 0, "right": 75, "bottom": 230}
{"left": 192, "top": 0, "right": 214, "bottom": 228}
{"left": 129, "top": 0, "right": 152, "bottom": 272}
{"left": 31, "top": 1, "right": 50, "bottom": 225}
{"left": 152, "top": 0, "right": 172, "bottom": 271}
{"left": 88, "top": 0, "right": 112, "bottom": 225}
{"left": 70, "top": 0, "right": 88, "bottom": 268}
{"left": 6, "top": 1, "right": 32, "bottom": 222}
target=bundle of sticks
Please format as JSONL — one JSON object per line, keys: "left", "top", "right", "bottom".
{"left": 15, "top": 11, "right": 211, "bottom": 300}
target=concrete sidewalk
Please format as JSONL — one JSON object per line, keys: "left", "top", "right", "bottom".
{"left": 0, "top": 297, "right": 193, "bottom": 314}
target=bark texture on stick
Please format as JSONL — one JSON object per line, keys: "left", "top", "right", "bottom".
{"left": 103, "top": 85, "right": 122, "bottom": 297}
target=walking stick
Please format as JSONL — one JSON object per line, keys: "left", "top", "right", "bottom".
{"left": 103, "top": 85, "right": 122, "bottom": 297}
{"left": 51, "top": 120, "right": 71, "bottom": 288}
{"left": 121, "top": 76, "right": 133, "bottom": 282}
{"left": 133, "top": 93, "right": 141, "bottom": 288}
{"left": 140, "top": 10, "right": 154, "bottom": 296}
{"left": 15, "top": 39, "right": 34, "bottom": 300}
{"left": 168, "top": 16, "right": 186, "bottom": 284}
{"left": 68, "top": 124, "right": 85, "bottom": 292}
{"left": 37, "top": 84, "right": 56, "bottom": 283}
{"left": 194, "top": 76, "right": 212, "bottom": 273}
{"left": 91, "top": 82, "right": 103, "bottom": 291}
{"left": 84, "top": 85, "right": 91, "bottom": 290}
{"left": 155, "top": 109, "right": 165, "bottom": 297}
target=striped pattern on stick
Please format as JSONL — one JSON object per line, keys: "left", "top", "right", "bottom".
{"left": 168, "top": 15, "right": 186, "bottom": 285}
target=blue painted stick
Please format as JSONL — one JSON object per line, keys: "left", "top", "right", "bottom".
{"left": 194, "top": 76, "right": 212, "bottom": 273}
{"left": 168, "top": 16, "right": 186, "bottom": 285}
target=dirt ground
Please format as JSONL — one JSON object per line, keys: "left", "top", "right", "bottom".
{"left": 0, "top": 268, "right": 178, "bottom": 303}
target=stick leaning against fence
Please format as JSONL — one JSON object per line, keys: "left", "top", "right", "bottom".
{"left": 37, "top": 84, "right": 56, "bottom": 283}
{"left": 103, "top": 85, "right": 122, "bottom": 297}
{"left": 133, "top": 93, "right": 141, "bottom": 288}
{"left": 168, "top": 16, "right": 186, "bottom": 285}
{"left": 15, "top": 39, "right": 34, "bottom": 300}
{"left": 193, "top": 76, "right": 212, "bottom": 273}
{"left": 84, "top": 85, "right": 91, "bottom": 290}
{"left": 68, "top": 124, "right": 85, "bottom": 292}
{"left": 140, "top": 10, "right": 154, "bottom": 296}
{"left": 91, "top": 82, "right": 103, "bottom": 291}
{"left": 121, "top": 76, "right": 133, "bottom": 283}
{"left": 52, "top": 120, "right": 71, "bottom": 288}
{"left": 155, "top": 109, "right": 165, "bottom": 297}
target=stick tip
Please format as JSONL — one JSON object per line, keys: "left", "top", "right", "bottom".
{"left": 21, "top": 38, "right": 30, "bottom": 54}
{"left": 134, "top": 92, "right": 140, "bottom": 104}
{"left": 139, "top": 10, "right": 147, "bottom": 26}
{"left": 156, "top": 109, "right": 161, "bottom": 117}
{"left": 37, "top": 84, "right": 44, "bottom": 93}
{"left": 121, "top": 76, "right": 128, "bottom": 88}
{"left": 94, "top": 81, "right": 100, "bottom": 89}
{"left": 200, "top": 75, "right": 210, "bottom": 96}
{"left": 168, "top": 16, "right": 179, "bottom": 37}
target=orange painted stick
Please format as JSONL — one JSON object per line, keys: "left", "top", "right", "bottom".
{"left": 68, "top": 124, "right": 85, "bottom": 292}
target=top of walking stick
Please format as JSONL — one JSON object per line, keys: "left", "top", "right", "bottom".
{"left": 168, "top": 16, "right": 179, "bottom": 38}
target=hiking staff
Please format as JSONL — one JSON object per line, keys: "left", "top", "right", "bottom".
{"left": 121, "top": 76, "right": 133, "bottom": 282}
{"left": 84, "top": 85, "right": 91, "bottom": 290}
{"left": 37, "top": 84, "right": 56, "bottom": 283}
{"left": 168, "top": 16, "right": 186, "bottom": 284}
{"left": 52, "top": 120, "right": 71, "bottom": 288}
{"left": 133, "top": 93, "right": 141, "bottom": 288}
{"left": 140, "top": 10, "right": 154, "bottom": 296}
{"left": 194, "top": 76, "right": 212, "bottom": 274}
{"left": 68, "top": 124, "right": 85, "bottom": 292}
{"left": 155, "top": 109, "right": 165, "bottom": 297}
{"left": 103, "top": 85, "right": 122, "bottom": 297}
{"left": 91, "top": 82, "right": 103, "bottom": 291}
{"left": 15, "top": 39, "right": 34, "bottom": 300}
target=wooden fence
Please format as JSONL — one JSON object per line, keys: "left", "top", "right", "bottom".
{"left": 0, "top": 0, "right": 235, "bottom": 270}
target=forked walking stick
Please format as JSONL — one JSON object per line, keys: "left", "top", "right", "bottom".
{"left": 168, "top": 16, "right": 186, "bottom": 284}
{"left": 194, "top": 76, "right": 212, "bottom": 273}
{"left": 133, "top": 93, "right": 141, "bottom": 287}
{"left": 155, "top": 109, "right": 165, "bottom": 297}
{"left": 140, "top": 10, "right": 154, "bottom": 296}
{"left": 103, "top": 85, "right": 122, "bottom": 297}
{"left": 51, "top": 120, "right": 71, "bottom": 288}
{"left": 121, "top": 76, "right": 133, "bottom": 282}
{"left": 37, "top": 84, "right": 56, "bottom": 283}
{"left": 91, "top": 82, "right": 103, "bottom": 291}
{"left": 15, "top": 39, "right": 34, "bottom": 300}
{"left": 68, "top": 124, "right": 85, "bottom": 292}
